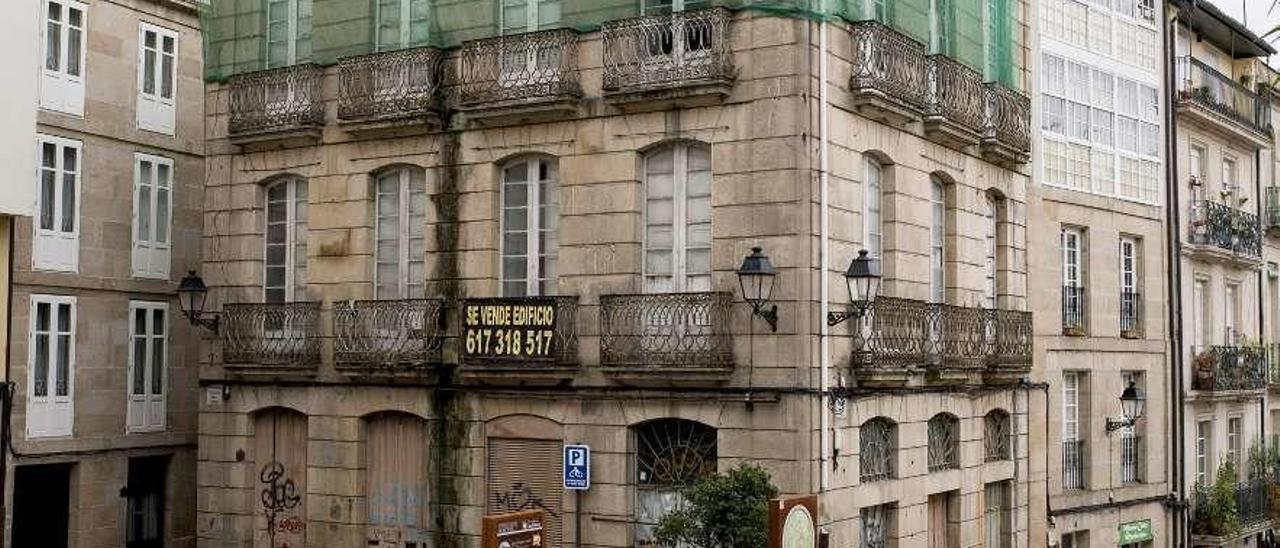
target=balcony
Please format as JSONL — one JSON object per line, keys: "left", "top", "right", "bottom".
{"left": 227, "top": 64, "right": 325, "bottom": 145}
{"left": 1192, "top": 479, "right": 1272, "bottom": 543}
{"left": 1062, "top": 440, "right": 1086, "bottom": 490}
{"left": 1266, "top": 187, "right": 1280, "bottom": 234}
{"left": 923, "top": 54, "right": 986, "bottom": 147}
{"left": 336, "top": 46, "right": 443, "bottom": 135}
{"left": 1120, "top": 291, "right": 1142, "bottom": 339}
{"left": 599, "top": 292, "right": 734, "bottom": 382}
{"left": 221, "top": 302, "right": 323, "bottom": 369}
{"left": 1187, "top": 200, "right": 1262, "bottom": 267}
{"left": 1191, "top": 345, "right": 1267, "bottom": 393}
{"left": 848, "top": 297, "right": 1032, "bottom": 385}
{"left": 1062, "top": 285, "right": 1087, "bottom": 336}
{"left": 849, "top": 20, "right": 928, "bottom": 125}
{"left": 601, "top": 7, "right": 735, "bottom": 109}
{"left": 458, "top": 296, "right": 580, "bottom": 380}
{"left": 981, "top": 82, "right": 1032, "bottom": 166}
{"left": 333, "top": 299, "right": 446, "bottom": 373}
{"left": 458, "top": 29, "right": 581, "bottom": 122}
{"left": 1176, "top": 56, "right": 1272, "bottom": 147}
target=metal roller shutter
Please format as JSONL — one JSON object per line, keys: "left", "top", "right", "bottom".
{"left": 487, "top": 437, "right": 564, "bottom": 548}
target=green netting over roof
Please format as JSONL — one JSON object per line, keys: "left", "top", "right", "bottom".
{"left": 201, "top": 0, "right": 1020, "bottom": 85}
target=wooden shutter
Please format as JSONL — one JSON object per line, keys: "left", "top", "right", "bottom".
{"left": 487, "top": 438, "right": 563, "bottom": 548}
{"left": 253, "top": 410, "right": 307, "bottom": 548}
{"left": 367, "top": 413, "right": 429, "bottom": 548}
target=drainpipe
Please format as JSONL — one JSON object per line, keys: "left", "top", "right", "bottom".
{"left": 0, "top": 219, "right": 11, "bottom": 548}
{"left": 818, "top": 12, "right": 832, "bottom": 494}
{"left": 1163, "top": 9, "right": 1188, "bottom": 547}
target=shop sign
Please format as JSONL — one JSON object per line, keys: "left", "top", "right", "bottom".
{"left": 769, "top": 496, "right": 818, "bottom": 548}
{"left": 483, "top": 510, "right": 546, "bottom": 548}
{"left": 462, "top": 298, "right": 559, "bottom": 362}
{"left": 1117, "top": 519, "right": 1153, "bottom": 544}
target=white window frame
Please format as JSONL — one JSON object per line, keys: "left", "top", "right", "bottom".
{"left": 643, "top": 143, "right": 711, "bottom": 294}
{"left": 1193, "top": 277, "right": 1208, "bottom": 350}
{"left": 984, "top": 195, "right": 998, "bottom": 309}
{"left": 376, "top": 0, "right": 430, "bottom": 51}
{"left": 1225, "top": 282, "right": 1240, "bottom": 344}
{"left": 1227, "top": 416, "right": 1241, "bottom": 473}
{"left": 929, "top": 178, "right": 945, "bottom": 304}
{"left": 1119, "top": 237, "right": 1137, "bottom": 295}
{"left": 500, "top": 0, "right": 560, "bottom": 34}
{"left": 26, "top": 294, "right": 76, "bottom": 439}
{"left": 40, "top": 0, "right": 87, "bottom": 116}
{"left": 266, "top": 0, "right": 311, "bottom": 67}
{"left": 1061, "top": 227, "right": 1082, "bottom": 288}
{"left": 1196, "top": 419, "right": 1212, "bottom": 484}
{"left": 864, "top": 158, "right": 882, "bottom": 260}
{"left": 132, "top": 153, "right": 173, "bottom": 279}
{"left": 375, "top": 168, "right": 426, "bottom": 300}
{"left": 34, "top": 134, "right": 81, "bottom": 273}
{"left": 500, "top": 157, "right": 558, "bottom": 297}
{"left": 264, "top": 178, "right": 308, "bottom": 303}
{"left": 642, "top": 0, "right": 707, "bottom": 14}
{"left": 1063, "top": 371, "right": 1080, "bottom": 441}
{"left": 126, "top": 301, "right": 167, "bottom": 433}
{"left": 136, "top": 23, "right": 177, "bottom": 135}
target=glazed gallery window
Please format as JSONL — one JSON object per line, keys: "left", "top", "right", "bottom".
{"left": 863, "top": 158, "right": 882, "bottom": 259}
{"left": 634, "top": 419, "right": 717, "bottom": 545}
{"left": 41, "top": 0, "right": 86, "bottom": 115}
{"left": 27, "top": 295, "right": 75, "bottom": 439}
{"left": 266, "top": 0, "right": 312, "bottom": 67}
{"left": 501, "top": 157, "right": 558, "bottom": 297}
{"left": 264, "top": 178, "right": 308, "bottom": 303}
{"left": 376, "top": 168, "right": 426, "bottom": 300}
{"left": 644, "top": 143, "right": 711, "bottom": 293}
{"left": 137, "top": 23, "right": 177, "bottom": 134}
{"left": 376, "top": 0, "right": 429, "bottom": 51}
{"left": 133, "top": 154, "right": 173, "bottom": 279}
{"left": 127, "top": 302, "right": 167, "bottom": 433}
{"left": 35, "top": 135, "right": 81, "bottom": 272}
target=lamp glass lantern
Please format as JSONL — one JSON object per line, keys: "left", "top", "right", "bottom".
{"left": 845, "top": 249, "right": 881, "bottom": 313}
{"left": 737, "top": 246, "right": 776, "bottom": 310}
{"left": 177, "top": 270, "right": 209, "bottom": 320}
{"left": 1120, "top": 380, "right": 1144, "bottom": 424}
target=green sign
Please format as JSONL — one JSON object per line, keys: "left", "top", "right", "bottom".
{"left": 1117, "top": 519, "right": 1153, "bottom": 544}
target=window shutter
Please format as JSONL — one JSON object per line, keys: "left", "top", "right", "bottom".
{"left": 486, "top": 438, "right": 562, "bottom": 547}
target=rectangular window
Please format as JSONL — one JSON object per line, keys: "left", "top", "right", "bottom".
{"left": 928, "top": 491, "right": 959, "bottom": 548}
{"left": 1225, "top": 282, "right": 1239, "bottom": 344}
{"left": 1088, "top": 10, "right": 1111, "bottom": 55}
{"left": 1120, "top": 237, "right": 1139, "bottom": 335}
{"left": 377, "top": 0, "right": 430, "bottom": 50}
{"left": 27, "top": 295, "right": 75, "bottom": 438}
{"left": 1223, "top": 156, "right": 1238, "bottom": 196}
{"left": 266, "top": 0, "right": 313, "bottom": 67}
{"left": 1197, "top": 419, "right": 1212, "bottom": 485}
{"left": 1061, "top": 531, "right": 1089, "bottom": 548}
{"left": 1190, "top": 144, "right": 1205, "bottom": 185}
{"left": 137, "top": 23, "right": 177, "bottom": 134}
{"left": 864, "top": 159, "right": 882, "bottom": 260}
{"left": 1120, "top": 371, "right": 1143, "bottom": 483}
{"left": 127, "top": 302, "right": 166, "bottom": 433}
{"left": 501, "top": 0, "right": 561, "bottom": 34}
{"left": 41, "top": 0, "right": 86, "bottom": 115}
{"left": 265, "top": 179, "right": 308, "bottom": 302}
{"left": 376, "top": 169, "right": 427, "bottom": 299}
{"left": 126, "top": 456, "right": 167, "bottom": 547}
{"left": 1227, "top": 417, "right": 1241, "bottom": 473}
{"left": 861, "top": 504, "right": 895, "bottom": 548}
{"left": 1193, "top": 278, "right": 1209, "bottom": 350}
{"left": 1062, "top": 371, "right": 1086, "bottom": 489}
{"left": 930, "top": 180, "right": 945, "bottom": 304}
{"left": 132, "top": 154, "right": 172, "bottom": 279}
{"left": 1063, "top": 371, "right": 1080, "bottom": 441}
{"left": 34, "top": 135, "right": 81, "bottom": 272}
{"left": 644, "top": 144, "right": 711, "bottom": 293}
{"left": 1061, "top": 227, "right": 1085, "bottom": 332}
{"left": 984, "top": 482, "right": 1012, "bottom": 548}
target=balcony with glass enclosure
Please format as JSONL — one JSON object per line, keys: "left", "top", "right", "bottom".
{"left": 601, "top": 7, "right": 735, "bottom": 109}
{"left": 226, "top": 64, "right": 325, "bottom": 145}
{"left": 1176, "top": 56, "right": 1272, "bottom": 147}
{"left": 458, "top": 28, "right": 581, "bottom": 122}
{"left": 598, "top": 292, "right": 735, "bottom": 382}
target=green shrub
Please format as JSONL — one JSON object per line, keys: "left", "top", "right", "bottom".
{"left": 653, "top": 463, "right": 781, "bottom": 548}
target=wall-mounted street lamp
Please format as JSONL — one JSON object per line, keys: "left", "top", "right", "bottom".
{"left": 177, "top": 270, "right": 220, "bottom": 334}
{"left": 827, "top": 249, "right": 881, "bottom": 326}
{"left": 1105, "top": 380, "right": 1145, "bottom": 433}
{"left": 737, "top": 247, "right": 778, "bottom": 332}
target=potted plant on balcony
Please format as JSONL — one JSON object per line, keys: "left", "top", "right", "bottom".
{"left": 1191, "top": 460, "right": 1241, "bottom": 538}
{"left": 1193, "top": 349, "right": 1216, "bottom": 390}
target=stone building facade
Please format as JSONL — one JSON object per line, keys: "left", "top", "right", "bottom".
{"left": 2, "top": 0, "right": 205, "bottom": 547}
{"left": 195, "top": 2, "right": 1035, "bottom": 548}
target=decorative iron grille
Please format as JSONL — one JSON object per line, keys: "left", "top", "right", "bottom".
{"left": 459, "top": 29, "right": 581, "bottom": 108}
{"left": 984, "top": 409, "right": 1011, "bottom": 462}
{"left": 1190, "top": 200, "right": 1261, "bottom": 258}
{"left": 849, "top": 297, "right": 1032, "bottom": 371}
{"left": 599, "top": 292, "right": 733, "bottom": 369}
{"left": 1237, "top": 479, "right": 1271, "bottom": 525}
{"left": 1120, "top": 434, "right": 1141, "bottom": 484}
{"left": 927, "top": 413, "right": 959, "bottom": 472}
{"left": 981, "top": 81, "right": 1032, "bottom": 155}
{"left": 1062, "top": 440, "right": 1086, "bottom": 490}
{"left": 850, "top": 20, "right": 928, "bottom": 112}
{"left": 222, "top": 302, "right": 322, "bottom": 366}
{"left": 1061, "top": 285, "right": 1086, "bottom": 335}
{"left": 926, "top": 54, "right": 985, "bottom": 133}
{"left": 859, "top": 417, "right": 896, "bottom": 482}
{"left": 336, "top": 46, "right": 442, "bottom": 121}
{"left": 460, "top": 296, "right": 579, "bottom": 366}
{"left": 228, "top": 64, "right": 326, "bottom": 135}
{"left": 860, "top": 504, "right": 893, "bottom": 548}
{"left": 333, "top": 299, "right": 445, "bottom": 368}
{"left": 1267, "top": 186, "right": 1280, "bottom": 231}
{"left": 1120, "top": 291, "right": 1141, "bottom": 337}
{"left": 1191, "top": 345, "right": 1267, "bottom": 391}
{"left": 1176, "top": 56, "right": 1272, "bottom": 137}
{"left": 601, "top": 7, "right": 735, "bottom": 94}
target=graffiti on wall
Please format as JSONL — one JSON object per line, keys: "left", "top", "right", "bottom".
{"left": 260, "top": 460, "right": 303, "bottom": 547}
{"left": 494, "top": 482, "right": 559, "bottom": 519}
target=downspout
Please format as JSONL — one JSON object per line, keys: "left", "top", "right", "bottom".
{"left": 0, "top": 219, "right": 12, "bottom": 548}
{"left": 1163, "top": 9, "right": 1187, "bottom": 547}
{"left": 818, "top": 9, "right": 832, "bottom": 494}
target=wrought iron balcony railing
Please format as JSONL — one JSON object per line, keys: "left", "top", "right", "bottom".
{"left": 850, "top": 20, "right": 928, "bottom": 114}
{"left": 459, "top": 29, "right": 581, "bottom": 109}
{"left": 1120, "top": 434, "right": 1141, "bottom": 484}
{"left": 1236, "top": 479, "right": 1271, "bottom": 526}
{"left": 601, "top": 7, "right": 735, "bottom": 95}
{"left": 334, "top": 299, "right": 446, "bottom": 368}
{"left": 925, "top": 54, "right": 985, "bottom": 136}
{"left": 1266, "top": 186, "right": 1280, "bottom": 231}
{"left": 1177, "top": 56, "right": 1272, "bottom": 137}
{"left": 849, "top": 297, "right": 1032, "bottom": 371}
{"left": 1062, "top": 285, "right": 1087, "bottom": 336}
{"left": 337, "top": 46, "right": 443, "bottom": 122}
{"left": 1120, "top": 290, "right": 1141, "bottom": 338}
{"left": 460, "top": 296, "right": 580, "bottom": 367}
{"left": 228, "top": 64, "right": 325, "bottom": 136}
{"left": 1268, "top": 343, "right": 1280, "bottom": 388}
{"left": 981, "top": 81, "right": 1033, "bottom": 158}
{"left": 1188, "top": 200, "right": 1262, "bottom": 259}
{"left": 1191, "top": 345, "right": 1267, "bottom": 391}
{"left": 1062, "top": 439, "right": 1086, "bottom": 490}
{"left": 599, "top": 292, "right": 734, "bottom": 370}
{"left": 222, "top": 302, "right": 322, "bottom": 366}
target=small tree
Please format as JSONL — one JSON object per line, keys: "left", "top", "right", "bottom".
{"left": 653, "top": 463, "right": 780, "bottom": 548}
{"left": 1192, "top": 459, "right": 1241, "bottom": 537}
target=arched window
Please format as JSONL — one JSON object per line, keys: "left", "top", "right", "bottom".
{"left": 365, "top": 412, "right": 428, "bottom": 545}
{"left": 984, "top": 194, "right": 999, "bottom": 309}
{"left": 634, "top": 418, "right": 717, "bottom": 543}
{"left": 644, "top": 143, "right": 711, "bottom": 293}
{"left": 929, "top": 177, "right": 945, "bottom": 304}
{"left": 375, "top": 167, "right": 427, "bottom": 300}
{"left": 253, "top": 408, "right": 308, "bottom": 548}
{"left": 928, "top": 413, "right": 959, "bottom": 471}
{"left": 860, "top": 417, "right": 896, "bottom": 482}
{"left": 265, "top": 177, "right": 308, "bottom": 303}
{"left": 501, "top": 156, "right": 559, "bottom": 297}
{"left": 985, "top": 409, "right": 1012, "bottom": 461}
{"left": 864, "top": 158, "right": 883, "bottom": 259}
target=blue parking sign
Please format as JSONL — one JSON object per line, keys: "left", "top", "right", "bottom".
{"left": 564, "top": 444, "right": 590, "bottom": 490}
